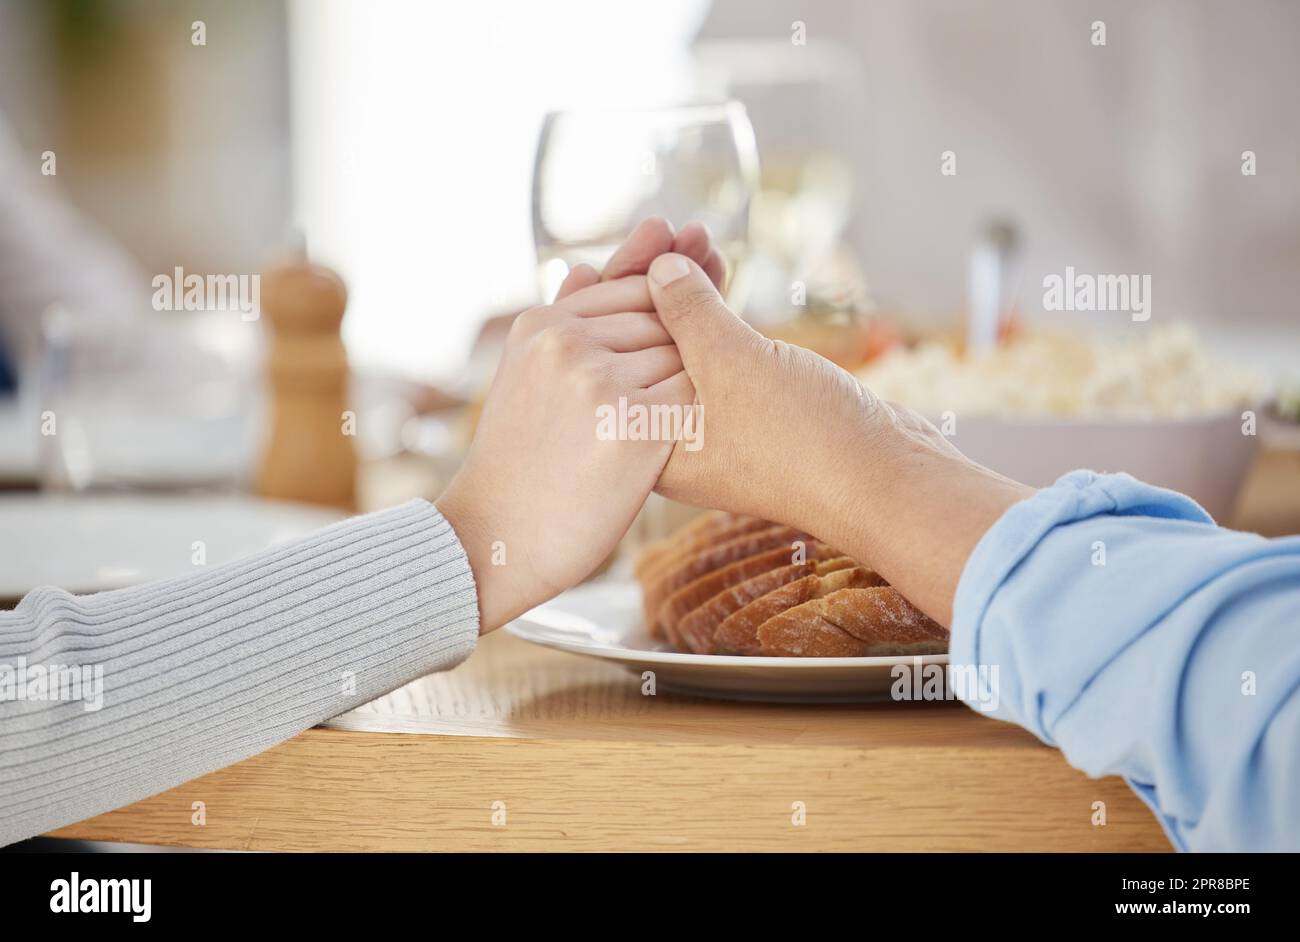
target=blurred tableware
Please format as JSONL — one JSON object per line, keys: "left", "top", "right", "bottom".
{"left": 1272, "top": 381, "right": 1300, "bottom": 426}
{"left": 0, "top": 492, "right": 343, "bottom": 602}
{"left": 965, "top": 219, "right": 1021, "bottom": 355}
{"left": 400, "top": 411, "right": 467, "bottom": 484}
{"left": 946, "top": 411, "right": 1259, "bottom": 521}
{"left": 693, "top": 40, "right": 868, "bottom": 328}
{"left": 0, "top": 392, "right": 41, "bottom": 485}
{"left": 531, "top": 101, "right": 759, "bottom": 306}
{"left": 509, "top": 581, "right": 949, "bottom": 703}
{"left": 763, "top": 309, "right": 901, "bottom": 371}
{"left": 859, "top": 325, "right": 1269, "bottom": 519}
{"left": 1262, "top": 393, "right": 1300, "bottom": 451}
{"left": 39, "top": 307, "right": 261, "bottom": 491}
{"left": 254, "top": 256, "right": 356, "bottom": 512}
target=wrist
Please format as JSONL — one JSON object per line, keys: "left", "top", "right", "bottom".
{"left": 435, "top": 476, "right": 529, "bottom": 633}
{"left": 793, "top": 404, "right": 899, "bottom": 560}
{"left": 812, "top": 404, "right": 1033, "bottom": 624}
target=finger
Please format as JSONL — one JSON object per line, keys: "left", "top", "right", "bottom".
{"left": 557, "top": 274, "right": 653, "bottom": 316}
{"left": 638, "top": 370, "right": 703, "bottom": 456}
{"left": 554, "top": 262, "right": 600, "bottom": 301}
{"left": 601, "top": 216, "right": 675, "bottom": 281}
{"left": 582, "top": 311, "right": 672, "bottom": 352}
{"left": 698, "top": 249, "right": 727, "bottom": 291}
{"left": 646, "top": 253, "right": 764, "bottom": 377}
{"left": 639, "top": 367, "right": 696, "bottom": 407}
{"left": 672, "top": 221, "right": 709, "bottom": 259}
{"left": 672, "top": 222, "right": 727, "bottom": 290}
{"left": 617, "top": 344, "right": 684, "bottom": 388}
{"left": 508, "top": 303, "right": 568, "bottom": 340}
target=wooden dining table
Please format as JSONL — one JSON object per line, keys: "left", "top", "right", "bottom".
{"left": 47, "top": 448, "right": 1300, "bottom": 851}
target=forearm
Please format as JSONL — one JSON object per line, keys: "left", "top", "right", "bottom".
{"left": 0, "top": 500, "right": 479, "bottom": 846}
{"left": 801, "top": 405, "right": 1034, "bottom": 627}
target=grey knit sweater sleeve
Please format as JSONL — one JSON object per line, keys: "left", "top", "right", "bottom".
{"left": 0, "top": 499, "right": 479, "bottom": 846}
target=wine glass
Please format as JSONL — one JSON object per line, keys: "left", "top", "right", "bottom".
{"left": 531, "top": 101, "right": 760, "bottom": 309}
{"left": 38, "top": 306, "right": 260, "bottom": 492}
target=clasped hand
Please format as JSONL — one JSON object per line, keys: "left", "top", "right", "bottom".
{"left": 436, "top": 218, "right": 1032, "bottom": 633}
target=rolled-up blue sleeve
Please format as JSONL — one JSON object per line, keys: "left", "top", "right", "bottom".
{"left": 951, "top": 470, "right": 1300, "bottom": 852}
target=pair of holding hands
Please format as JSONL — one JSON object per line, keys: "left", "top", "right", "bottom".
{"left": 437, "top": 218, "right": 1030, "bottom": 633}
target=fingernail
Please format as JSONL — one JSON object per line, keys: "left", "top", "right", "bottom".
{"left": 649, "top": 254, "right": 691, "bottom": 287}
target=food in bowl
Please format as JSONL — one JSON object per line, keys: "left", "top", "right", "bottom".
{"left": 856, "top": 324, "right": 1267, "bottom": 419}
{"left": 634, "top": 512, "right": 947, "bottom": 657}
{"left": 851, "top": 325, "right": 1269, "bottom": 520}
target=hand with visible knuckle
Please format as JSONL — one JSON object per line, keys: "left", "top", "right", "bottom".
{"left": 436, "top": 225, "right": 698, "bottom": 632}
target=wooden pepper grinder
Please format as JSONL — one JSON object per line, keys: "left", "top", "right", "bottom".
{"left": 254, "top": 252, "right": 357, "bottom": 512}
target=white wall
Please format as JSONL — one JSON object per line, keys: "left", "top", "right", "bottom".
{"left": 288, "top": 0, "right": 708, "bottom": 381}
{"left": 700, "top": 0, "right": 1300, "bottom": 364}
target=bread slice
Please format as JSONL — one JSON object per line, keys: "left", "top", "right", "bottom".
{"left": 756, "top": 586, "right": 947, "bottom": 657}
{"left": 633, "top": 515, "right": 949, "bottom": 659}
{"left": 635, "top": 513, "right": 764, "bottom": 580}
{"left": 665, "top": 542, "right": 839, "bottom": 652}
{"left": 674, "top": 561, "right": 811, "bottom": 654}
{"left": 636, "top": 515, "right": 772, "bottom": 636}
{"left": 633, "top": 511, "right": 743, "bottom": 581}
{"left": 660, "top": 546, "right": 804, "bottom": 650}
{"left": 713, "top": 561, "right": 885, "bottom": 655}
{"left": 642, "top": 525, "right": 806, "bottom": 637}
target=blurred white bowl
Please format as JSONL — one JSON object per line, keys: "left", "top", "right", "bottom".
{"left": 944, "top": 410, "right": 1260, "bottom": 522}
{"left": 0, "top": 493, "right": 345, "bottom": 602}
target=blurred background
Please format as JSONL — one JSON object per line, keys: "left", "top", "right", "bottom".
{"left": 0, "top": 0, "right": 1298, "bottom": 602}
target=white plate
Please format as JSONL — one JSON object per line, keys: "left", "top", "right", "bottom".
{"left": 0, "top": 493, "right": 345, "bottom": 601}
{"left": 508, "top": 581, "right": 949, "bottom": 703}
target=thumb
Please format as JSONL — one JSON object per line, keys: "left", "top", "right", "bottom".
{"left": 647, "top": 253, "right": 762, "bottom": 373}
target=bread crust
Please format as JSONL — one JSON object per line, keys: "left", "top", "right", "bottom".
{"left": 634, "top": 518, "right": 948, "bottom": 658}
{"left": 714, "top": 564, "right": 886, "bottom": 655}
{"left": 660, "top": 543, "right": 821, "bottom": 647}
{"left": 642, "top": 524, "right": 806, "bottom": 637}
{"left": 636, "top": 515, "right": 773, "bottom": 636}
{"left": 757, "top": 586, "right": 947, "bottom": 657}
{"left": 633, "top": 511, "right": 744, "bottom": 581}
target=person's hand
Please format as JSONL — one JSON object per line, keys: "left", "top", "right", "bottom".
{"left": 433, "top": 218, "right": 722, "bottom": 633}
{"left": 554, "top": 216, "right": 727, "bottom": 301}
{"left": 611, "top": 216, "right": 727, "bottom": 288}
{"left": 436, "top": 272, "right": 690, "bottom": 632}
{"left": 642, "top": 252, "right": 898, "bottom": 527}
{"left": 644, "top": 254, "right": 1033, "bottom": 625}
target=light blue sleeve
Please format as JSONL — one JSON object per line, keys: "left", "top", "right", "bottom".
{"left": 950, "top": 470, "right": 1300, "bottom": 852}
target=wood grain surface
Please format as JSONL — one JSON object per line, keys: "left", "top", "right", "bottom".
{"left": 52, "top": 631, "right": 1171, "bottom": 851}
{"left": 50, "top": 449, "right": 1300, "bottom": 851}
